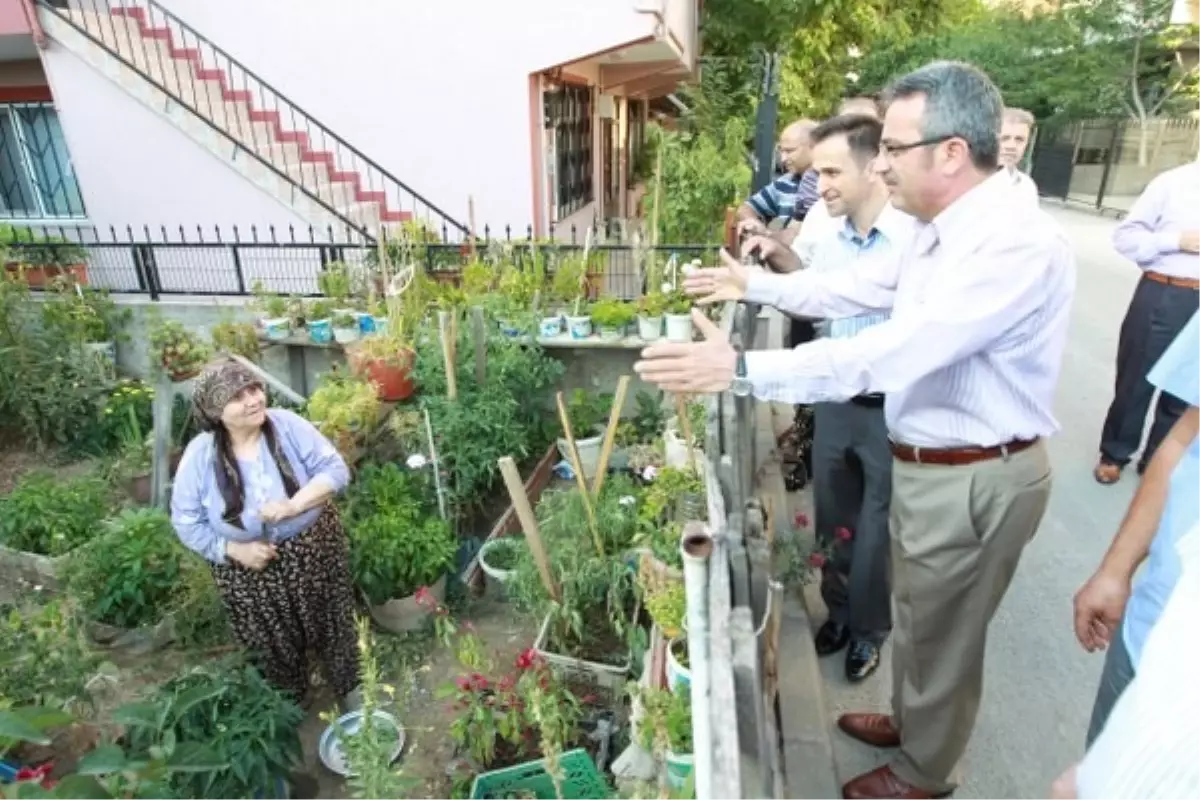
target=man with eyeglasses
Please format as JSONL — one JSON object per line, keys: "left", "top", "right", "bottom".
{"left": 633, "top": 61, "right": 1076, "bottom": 799}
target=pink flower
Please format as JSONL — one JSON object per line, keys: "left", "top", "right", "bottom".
{"left": 455, "top": 676, "right": 471, "bottom": 692}
{"left": 515, "top": 648, "right": 538, "bottom": 670}
{"left": 835, "top": 526, "right": 854, "bottom": 542}
{"left": 794, "top": 512, "right": 810, "bottom": 528}
{"left": 463, "top": 621, "right": 476, "bottom": 633}
{"left": 414, "top": 586, "right": 433, "bottom": 608}
{"left": 497, "top": 675, "right": 516, "bottom": 693}
{"left": 808, "top": 552, "right": 827, "bottom": 568}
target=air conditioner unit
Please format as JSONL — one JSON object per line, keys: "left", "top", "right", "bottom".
{"left": 598, "top": 94, "right": 617, "bottom": 120}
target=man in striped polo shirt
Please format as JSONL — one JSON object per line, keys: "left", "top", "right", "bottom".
{"left": 735, "top": 119, "right": 821, "bottom": 238}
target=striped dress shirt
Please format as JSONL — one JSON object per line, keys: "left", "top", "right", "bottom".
{"left": 747, "top": 168, "right": 821, "bottom": 223}
{"left": 810, "top": 203, "right": 915, "bottom": 340}
{"left": 742, "top": 170, "right": 1077, "bottom": 448}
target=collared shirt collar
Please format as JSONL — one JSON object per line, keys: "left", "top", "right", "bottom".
{"left": 838, "top": 201, "right": 909, "bottom": 247}
{"left": 917, "top": 170, "right": 1013, "bottom": 255}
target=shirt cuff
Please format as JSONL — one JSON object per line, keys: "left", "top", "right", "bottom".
{"left": 745, "top": 271, "right": 789, "bottom": 307}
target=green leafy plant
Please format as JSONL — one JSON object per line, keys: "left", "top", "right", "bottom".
{"left": 307, "top": 372, "right": 381, "bottom": 451}
{"left": 0, "top": 471, "right": 112, "bottom": 556}
{"left": 64, "top": 508, "right": 184, "bottom": 630}
{"left": 211, "top": 319, "right": 260, "bottom": 361}
{"left": 563, "top": 389, "right": 614, "bottom": 438}
{"left": 0, "top": 225, "right": 87, "bottom": 268}
{"left": 251, "top": 282, "right": 290, "bottom": 319}
{"left": 643, "top": 575, "right": 686, "bottom": 638}
{"left": 590, "top": 298, "right": 636, "bottom": 329}
{"left": 631, "top": 391, "right": 667, "bottom": 443}
{"left": 39, "top": 280, "right": 129, "bottom": 344}
{"left": 119, "top": 657, "right": 303, "bottom": 799}
{"left": 0, "top": 600, "right": 104, "bottom": 712}
{"left": 645, "top": 119, "right": 751, "bottom": 244}
{"left": 307, "top": 298, "right": 334, "bottom": 322}
{"left": 148, "top": 317, "right": 211, "bottom": 380}
{"left": 637, "top": 292, "right": 669, "bottom": 318}
{"left": 632, "top": 683, "right": 692, "bottom": 755}
{"left": 318, "top": 262, "right": 354, "bottom": 302}
{"left": 665, "top": 290, "right": 692, "bottom": 315}
{"left": 169, "top": 555, "right": 231, "bottom": 649}
{"left": 342, "top": 463, "right": 456, "bottom": 604}
{"left": 333, "top": 311, "right": 357, "bottom": 328}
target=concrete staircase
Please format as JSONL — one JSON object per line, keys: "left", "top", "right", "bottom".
{"left": 37, "top": 1, "right": 465, "bottom": 237}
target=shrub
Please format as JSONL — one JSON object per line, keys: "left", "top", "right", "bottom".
{"left": 0, "top": 471, "right": 112, "bottom": 556}
{"left": 0, "top": 599, "right": 103, "bottom": 712}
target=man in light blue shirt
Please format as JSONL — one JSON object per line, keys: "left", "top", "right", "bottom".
{"left": 749, "top": 113, "right": 917, "bottom": 681}
{"left": 1074, "top": 309, "right": 1199, "bottom": 744}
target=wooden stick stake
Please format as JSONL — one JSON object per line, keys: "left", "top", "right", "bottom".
{"left": 471, "top": 306, "right": 487, "bottom": 385}
{"left": 591, "top": 375, "right": 631, "bottom": 497}
{"left": 437, "top": 310, "right": 457, "bottom": 401}
{"left": 675, "top": 393, "right": 698, "bottom": 472}
{"left": 498, "top": 456, "right": 559, "bottom": 602}
{"left": 467, "top": 195, "right": 478, "bottom": 260}
{"left": 150, "top": 372, "right": 173, "bottom": 510}
{"left": 423, "top": 409, "right": 448, "bottom": 521}
{"left": 555, "top": 391, "right": 605, "bottom": 557}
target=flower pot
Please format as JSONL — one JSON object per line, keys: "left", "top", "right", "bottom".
{"left": 263, "top": 317, "right": 291, "bottom": 341}
{"left": 637, "top": 315, "right": 663, "bottom": 341}
{"left": 567, "top": 315, "right": 592, "bottom": 340}
{"left": 539, "top": 316, "right": 564, "bottom": 338}
{"left": 318, "top": 708, "right": 405, "bottom": 777}
{"left": 556, "top": 427, "right": 604, "bottom": 480}
{"left": 597, "top": 324, "right": 625, "bottom": 341}
{"left": 667, "top": 636, "right": 691, "bottom": 695}
{"left": 533, "top": 612, "right": 631, "bottom": 693}
{"left": 309, "top": 319, "right": 333, "bottom": 344}
{"left": 357, "top": 314, "right": 377, "bottom": 335}
{"left": 333, "top": 326, "right": 359, "bottom": 345}
{"left": 164, "top": 362, "right": 202, "bottom": 382}
{"left": 664, "top": 420, "right": 704, "bottom": 469}
{"left": 347, "top": 344, "right": 415, "bottom": 402}
{"left": 4, "top": 262, "right": 87, "bottom": 287}
{"left": 665, "top": 750, "right": 694, "bottom": 789}
{"left": 127, "top": 450, "right": 184, "bottom": 504}
{"left": 366, "top": 574, "right": 446, "bottom": 634}
{"left": 665, "top": 313, "right": 693, "bottom": 343}
{"left": 478, "top": 538, "right": 521, "bottom": 585}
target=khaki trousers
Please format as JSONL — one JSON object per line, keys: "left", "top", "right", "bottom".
{"left": 888, "top": 441, "right": 1052, "bottom": 793}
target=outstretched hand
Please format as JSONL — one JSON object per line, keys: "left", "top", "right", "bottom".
{"left": 634, "top": 309, "right": 736, "bottom": 394}
{"left": 683, "top": 249, "right": 751, "bottom": 305}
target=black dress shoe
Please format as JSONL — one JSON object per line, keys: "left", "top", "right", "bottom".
{"left": 815, "top": 621, "right": 850, "bottom": 656}
{"left": 845, "top": 640, "right": 881, "bottom": 682}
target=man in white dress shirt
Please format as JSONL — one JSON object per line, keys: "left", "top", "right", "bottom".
{"left": 998, "top": 107, "right": 1039, "bottom": 206}
{"left": 634, "top": 61, "right": 1077, "bottom": 799}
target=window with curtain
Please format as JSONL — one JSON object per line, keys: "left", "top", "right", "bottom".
{"left": 544, "top": 84, "right": 593, "bottom": 222}
{"left": 0, "top": 103, "right": 87, "bottom": 219}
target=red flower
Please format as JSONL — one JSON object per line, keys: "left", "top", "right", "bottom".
{"left": 455, "top": 676, "right": 471, "bottom": 691}
{"left": 835, "top": 526, "right": 854, "bottom": 542}
{"left": 808, "top": 552, "right": 827, "bottom": 568}
{"left": 794, "top": 512, "right": 810, "bottom": 528}
{"left": 414, "top": 586, "right": 433, "bottom": 608}
{"left": 469, "top": 673, "right": 488, "bottom": 691}
{"left": 497, "top": 675, "right": 516, "bottom": 693}
{"left": 515, "top": 647, "right": 538, "bottom": 670}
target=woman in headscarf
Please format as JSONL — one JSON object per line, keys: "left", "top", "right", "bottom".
{"left": 170, "top": 357, "right": 360, "bottom": 702}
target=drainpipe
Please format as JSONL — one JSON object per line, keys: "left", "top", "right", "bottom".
{"left": 681, "top": 526, "right": 713, "bottom": 800}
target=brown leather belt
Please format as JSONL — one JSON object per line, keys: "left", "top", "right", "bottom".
{"left": 1145, "top": 271, "right": 1199, "bottom": 290}
{"left": 890, "top": 437, "right": 1039, "bottom": 466}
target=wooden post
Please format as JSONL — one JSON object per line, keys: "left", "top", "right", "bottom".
{"left": 554, "top": 391, "right": 604, "bottom": 557}
{"left": 437, "top": 310, "right": 457, "bottom": 401}
{"left": 423, "top": 409, "right": 448, "bottom": 521}
{"left": 467, "top": 195, "right": 478, "bottom": 260}
{"left": 591, "top": 375, "right": 631, "bottom": 497}
{"left": 498, "top": 456, "right": 559, "bottom": 602}
{"left": 471, "top": 306, "right": 487, "bottom": 385}
{"left": 149, "top": 372, "right": 174, "bottom": 510}
{"left": 649, "top": 147, "right": 664, "bottom": 246}
{"left": 675, "top": 394, "right": 698, "bottom": 473}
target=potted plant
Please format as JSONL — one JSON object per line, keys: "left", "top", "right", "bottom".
{"left": 664, "top": 292, "right": 693, "bottom": 343}
{"left": 555, "top": 389, "right": 613, "bottom": 480}
{"left": 478, "top": 536, "right": 527, "bottom": 600}
{"left": 565, "top": 297, "right": 592, "bottom": 340}
{"left": 342, "top": 463, "right": 457, "bottom": 633}
{"left": 306, "top": 299, "right": 335, "bottom": 344}
{"left": 665, "top": 400, "right": 707, "bottom": 469}
{"left": 63, "top": 507, "right": 183, "bottom": 652}
{"left": 635, "top": 684, "right": 693, "bottom": 789}
{"left": 644, "top": 574, "right": 686, "bottom": 640}
{"left": 637, "top": 292, "right": 668, "bottom": 341}
{"left": 251, "top": 283, "right": 292, "bottom": 339}
{"left": 306, "top": 372, "right": 381, "bottom": 459}
{"left": 149, "top": 318, "right": 211, "bottom": 381}
{"left": 333, "top": 310, "right": 360, "bottom": 345}
{"left": 318, "top": 261, "right": 354, "bottom": 305}
{"left": 211, "top": 319, "right": 261, "bottom": 361}
{"left": 1, "top": 225, "right": 89, "bottom": 287}
{"left": 38, "top": 279, "right": 129, "bottom": 367}
{"left": 590, "top": 298, "right": 636, "bottom": 340}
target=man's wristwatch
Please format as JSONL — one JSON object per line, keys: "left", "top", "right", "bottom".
{"left": 730, "top": 347, "right": 752, "bottom": 397}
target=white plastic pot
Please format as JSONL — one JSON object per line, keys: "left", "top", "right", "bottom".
{"left": 333, "top": 326, "right": 360, "bottom": 344}
{"left": 557, "top": 427, "right": 604, "bottom": 479}
{"left": 539, "top": 316, "right": 564, "bottom": 338}
{"left": 567, "top": 315, "right": 593, "bottom": 340}
{"left": 263, "top": 317, "right": 292, "bottom": 341}
{"left": 479, "top": 537, "right": 521, "bottom": 584}
{"left": 637, "top": 315, "right": 663, "bottom": 341}
{"left": 664, "top": 419, "right": 704, "bottom": 469}
{"left": 667, "top": 636, "right": 691, "bottom": 694}
{"left": 597, "top": 324, "right": 625, "bottom": 341}
{"left": 665, "top": 313, "right": 693, "bottom": 343}
{"left": 665, "top": 751, "right": 694, "bottom": 789}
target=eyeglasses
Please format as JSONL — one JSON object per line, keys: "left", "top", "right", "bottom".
{"left": 879, "top": 134, "right": 956, "bottom": 158}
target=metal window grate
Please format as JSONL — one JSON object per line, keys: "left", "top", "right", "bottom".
{"left": 545, "top": 85, "right": 593, "bottom": 222}
{"left": 0, "top": 103, "right": 88, "bottom": 220}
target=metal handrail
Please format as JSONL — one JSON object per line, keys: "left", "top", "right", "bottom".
{"left": 37, "top": 0, "right": 468, "bottom": 238}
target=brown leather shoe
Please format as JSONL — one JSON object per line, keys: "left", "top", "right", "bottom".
{"left": 842, "top": 765, "right": 949, "bottom": 799}
{"left": 837, "top": 712, "right": 901, "bottom": 748}
{"left": 1093, "top": 461, "right": 1121, "bottom": 485}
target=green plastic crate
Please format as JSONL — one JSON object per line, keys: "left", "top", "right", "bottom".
{"left": 469, "top": 748, "right": 610, "bottom": 799}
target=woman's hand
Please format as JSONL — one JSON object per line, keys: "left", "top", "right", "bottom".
{"left": 226, "top": 540, "right": 278, "bottom": 570}
{"left": 258, "top": 499, "right": 299, "bottom": 524}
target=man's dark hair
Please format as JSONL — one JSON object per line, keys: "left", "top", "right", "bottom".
{"left": 810, "top": 114, "right": 883, "bottom": 168}
{"left": 881, "top": 61, "right": 1002, "bottom": 171}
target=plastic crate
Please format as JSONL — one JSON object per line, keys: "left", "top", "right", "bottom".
{"left": 469, "top": 748, "right": 610, "bottom": 799}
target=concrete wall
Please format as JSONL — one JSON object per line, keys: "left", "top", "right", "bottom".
{"left": 45, "top": 0, "right": 657, "bottom": 230}
{"left": 0, "top": 0, "right": 31, "bottom": 36}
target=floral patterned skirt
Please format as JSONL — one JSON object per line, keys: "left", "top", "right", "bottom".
{"left": 211, "top": 503, "right": 360, "bottom": 699}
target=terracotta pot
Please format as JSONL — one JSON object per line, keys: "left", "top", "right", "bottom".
{"left": 127, "top": 450, "right": 183, "bottom": 504}
{"left": 347, "top": 345, "right": 415, "bottom": 402}
{"left": 4, "top": 262, "right": 88, "bottom": 287}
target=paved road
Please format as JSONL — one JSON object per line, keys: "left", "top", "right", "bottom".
{"left": 805, "top": 203, "right": 1147, "bottom": 799}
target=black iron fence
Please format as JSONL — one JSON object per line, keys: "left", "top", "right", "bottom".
{"left": 3, "top": 222, "right": 723, "bottom": 300}
{"left": 1030, "top": 116, "right": 1199, "bottom": 215}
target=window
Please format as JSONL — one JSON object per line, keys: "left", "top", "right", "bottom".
{"left": 544, "top": 84, "right": 593, "bottom": 221}
{"left": 0, "top": 103, "right": 86, "bottom": 219}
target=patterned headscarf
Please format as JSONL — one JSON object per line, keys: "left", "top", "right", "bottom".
{"left": 191, "top": 358, "right": 264, "bottom": 431}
